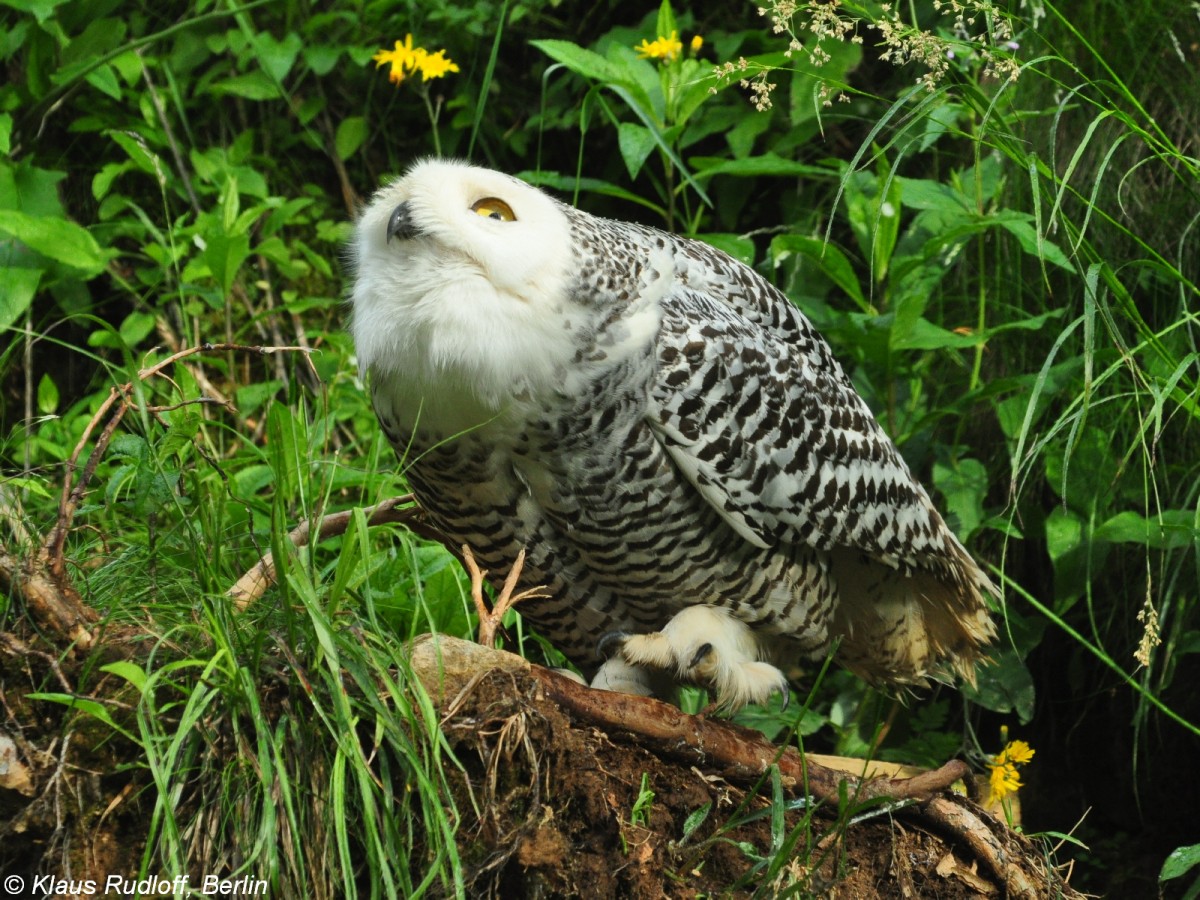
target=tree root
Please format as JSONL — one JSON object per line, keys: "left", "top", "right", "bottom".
{"left": 408, "top": 633, "right": 1066, "bottom": 900}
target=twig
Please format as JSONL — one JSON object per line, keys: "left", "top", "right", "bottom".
{"left": 227, "top": 495, "right": 453, "bottom": 609}
{"left": 461, "top": 546, "right": 549, "bottom": 648}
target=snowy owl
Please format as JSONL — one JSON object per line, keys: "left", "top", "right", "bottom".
{"left": 350, "top": 159, "right": 996, "bottom": 712}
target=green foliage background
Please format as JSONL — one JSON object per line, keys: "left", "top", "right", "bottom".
{"left": 1, "top": 0, "right": 1198, "bottom": 895}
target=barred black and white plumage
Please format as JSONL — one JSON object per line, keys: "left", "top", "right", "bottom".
{"left": 350, "top": 159, "right": 996, "bottom": 711}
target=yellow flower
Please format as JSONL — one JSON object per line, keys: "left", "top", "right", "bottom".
{"left": 986, "top": 738, "right": 1035, "bottom": 804}
{"left": 634, "top": 30, "right": 684, "bottom": 62}
{"left": 372, "top": 35, "right": 458, "bottom": 85}
{"left": 987, "top": 761, "right": 1022, "bottom": 802}
{"left": 1001, "top": 740, "right": 1035, "bottom": 765}
{"left": 690, "top": 34, "right": 704, "bottom": 54}
{"left": 416, "top": 49, "right": 460, "bottom": 80}
{"left": 373, "top": 34, "right": 418, "bottom": 84}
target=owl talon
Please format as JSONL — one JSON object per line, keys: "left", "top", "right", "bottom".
{"left": 594, "top": 606, "right": 789, "bottom": 713}
{"left": 596, "top": 630, "right": 631, "bottom": 659}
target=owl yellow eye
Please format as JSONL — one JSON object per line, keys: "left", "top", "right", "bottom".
{"left": 470, "top": 197, "right": 516, "bottom": 222}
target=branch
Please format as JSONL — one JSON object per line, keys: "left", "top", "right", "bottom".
{"left": 227, "top": 495, "right": 454, "bottom": 609}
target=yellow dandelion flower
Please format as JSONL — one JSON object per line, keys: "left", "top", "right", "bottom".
{"left": 690, "top": 34, "right": 704, "bottom": 54}
{"left": 372, "top": 35, "right": 459, "bottom": 86}
{"left": 634, "top": 30, "right": 684, "bottom": 62}
{"left": 1001, "top": 740, "right": 1035, "bottom": 766}
{"left": 416, "top": 49, "right": 460, "bottom": 81}
{"left": 987, "top": 761, "right": 1023, "bottom": 803}
{"left": 373, "top": 34, "right": 418, "bottom": 84}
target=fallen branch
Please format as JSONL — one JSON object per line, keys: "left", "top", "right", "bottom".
{"left": 227, "top": 495, "right": 455, "bottom": 609}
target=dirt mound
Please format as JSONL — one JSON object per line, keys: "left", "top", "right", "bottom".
{"left": 408, "top": 635, "right": 1075, "bottom": 898}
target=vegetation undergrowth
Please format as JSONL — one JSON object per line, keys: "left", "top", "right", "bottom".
{"left": 2, "top": 0, "right": 1197, "bottom": 895}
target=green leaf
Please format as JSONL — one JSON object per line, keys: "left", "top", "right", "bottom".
{"left": 256, "top": 31, "right": 302, "bottom": 83}
{"left": 0, "top": 113, "right": 12, "bottom": 155}
{"left": 890, "top": 316, "right": 979, "bottom": 351}
{"left": 0, "top": 210, "right": 110, "bottom": 276}
{"left": 26, "top": 692, "right": 137, "bottom": 742}
{"left": 0, "top": 0, "right": 70, "bottom": 23}
{"left": 654, "top": 0, "right": 677, "bottom": 43}
{"left": 696, "top": 233, "right": 754, "bottom": 267}
{"left": 85, "top": 63, "right": 122, "bottom": 100}
{"left": 106, "top": 131, "right": 164, "bottom": 183}
{"left": 993, "top": 213, "right": 1077, "bottom": 272}
{"left": 1161, "top": 844, "right": 1200, "bottom": 882}
{"left": 209, "top": 71, "right": 281, "bottom": 101}
{"left": 933, "top": 458, "right": 988, "bottom": 538}
{"left": 690, "top": 153, "right": 828, "bottom": 181}
{"left": 1044, "top": 507, "right": 1083, "bottom": 564}
{"left": 617, "top": 122, "right": 657, "bottom": 181}
{"left": 962, "top": 649, "right": 1035, "bottom": 722}
{"left": 532, "top": 39, "right": 625, "bottom": 85}
{"left": 335, "top": 116, "right": 367, "bottom": 161}
{"left": 0, "top": 266, "right": 41, "bottom": 330}
{"left": 100, "top": 660, "right": 148, "bottom": 693}
{"left": 771, "top": 234, "right": 867, "bottom": 311}
{"left": 1094, "top": 510, "right": 1197, "bottom": 550}
{"left": 36, "top": 373, "right": 58, "bottom": 414}
{"left": 202, "top": 230, "right": 251, "bottom": 296}
{"left": 118, "top": 311, "right": 156, "bottom": 347}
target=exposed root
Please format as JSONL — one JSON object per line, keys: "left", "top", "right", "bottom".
{"left": 408, "top": 634, "right": 1067, "bottom": 900}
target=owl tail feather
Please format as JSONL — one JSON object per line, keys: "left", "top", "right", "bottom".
{"left": 829, "top": 546, "right": 998, "bottom": 689}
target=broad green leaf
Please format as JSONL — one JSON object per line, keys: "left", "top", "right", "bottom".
{"left": 26, "top": 692, "right": 137, "bottom": 742}
{"left": 107, "top": 131, "right": 164, "bottom": 183}
{"left": 933, "top": 457, "right": 988, "bottom": 538}
{"left": 771, "top": 234, "right": 867, "bottom": 312}
{"left": 616, "top": 122, "right": 657, "bottom": 181}
{"left": 209, "top": 71, "right": 281, "bottom": 101}
{"left": 1044, "top": 507, "right": 1083, "bottom": 564}
{"left": 962, "top": 649, "right": 1035, "bottom": 722}
{"left": 0, "top": 266, "right": 41, "bottom": 330}
{"left": 1, "top": 0, "right": 71, "bottom": 24}
{"left": 890, "top": 316, "right": 979, "bottom": 351}
{"left": 36, "top": 373, "right": 58, "bottom": 414}
{"left": 993, "top": 212, "right": 1077, "bottom": 272}
{"left": 85, "top": 63, "right": 122, "bottom": 100}
{"left": 202, "top": 230, "right": 251, "bottom": 296}
{"left": 1161, "top": 844, "right": 1200, "bottom": 882}
{"left": 1094, "top": 510, "right": 1197, "bottom": 550}
{"left": 654, "top": 0, "right": 677, "bottom": 43}
{"left": 0, "top": 113, "right": 12, "bottom": 155}
{"left": 335, "top": 116, "right": 366, "bottom": 161}
{"left": 119, "top": 311, "right": 156, "bottom": 347}
{"left": 0, "top": 210, "right": 110, "bottom": 276}
{"left": 532, "top": 39, "right": 625, "bottom": 85}
{"left": 518, "top": 170, "right": 666, "bottom": 217}
{"left": 256, "top": 31, "right": 303, "bottom": 83}
{"left": 690, "top": 153, "right": 828, "bottom": 181}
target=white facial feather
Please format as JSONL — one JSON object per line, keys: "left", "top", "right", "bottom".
{"left": 350, "top": 159, "right": 579, "bottom": 424}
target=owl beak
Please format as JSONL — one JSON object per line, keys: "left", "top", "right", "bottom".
{"left": 386, "top": 202, "right": 419, "bottom": 242}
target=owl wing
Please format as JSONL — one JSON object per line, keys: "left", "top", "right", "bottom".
{"left": 645, "top": 240, "right": 958, "bottom": 579}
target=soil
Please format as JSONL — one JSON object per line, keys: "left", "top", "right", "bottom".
{"left": 1, "top": 628, "right": 1075, "bottom": 898}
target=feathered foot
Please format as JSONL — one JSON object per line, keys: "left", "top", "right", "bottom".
{"left": 591, "top": 605, "right": 789, "bottom": 713}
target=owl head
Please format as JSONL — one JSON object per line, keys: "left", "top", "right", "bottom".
{"left": 349, "top": 159, "right": 578, "bottom": 412}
